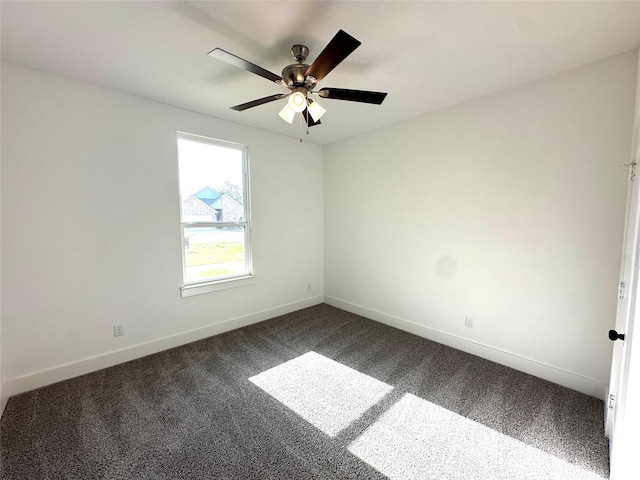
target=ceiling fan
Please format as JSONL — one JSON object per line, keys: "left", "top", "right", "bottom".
{"left": 208, "top": 30, "right": 387, "bottom": 128}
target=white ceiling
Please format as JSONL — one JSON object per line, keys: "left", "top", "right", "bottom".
{"left": 2, "top": 1, "right": 640, "bottom": 145}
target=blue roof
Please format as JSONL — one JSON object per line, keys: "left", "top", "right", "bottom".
{"left": 194, "top": 187, "right": 221, "bottom": 207}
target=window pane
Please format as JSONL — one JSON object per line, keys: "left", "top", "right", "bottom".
{"left": 178, "top": 137, "right": 244, "bottom": 222}
{"left": 183, "top": 226, "right": 245, "bottom": 283}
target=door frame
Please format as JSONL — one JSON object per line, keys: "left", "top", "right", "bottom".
{"left": 608, "top": 127, "right": 640, "bottom": 479}
{"left": 605, "top": 154, "right": 638, "bottom": 440}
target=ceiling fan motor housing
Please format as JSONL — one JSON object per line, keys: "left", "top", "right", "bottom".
{"left": 282, "top": 65, "right": 317, "bottom": 90}
{"left": 282, "top": 44, "right": 316, "bottom": 89}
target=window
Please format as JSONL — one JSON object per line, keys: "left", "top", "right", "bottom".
{"left": 177, "top": 133, "right": 252, "bottom": 294}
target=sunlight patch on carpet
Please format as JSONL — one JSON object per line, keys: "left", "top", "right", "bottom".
{"left": 348, "top": 393, "right": 605, "bottom": 480}
{"left": 249, "top": 351, "right": 393, "bottom": 437}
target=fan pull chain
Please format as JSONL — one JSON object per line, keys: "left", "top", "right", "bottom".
{"left": 299, "top": 111, "right": 303, "bottom": 142}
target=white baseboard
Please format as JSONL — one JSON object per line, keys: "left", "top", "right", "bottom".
{"left": 3, "top": 296, "right": 324, "bottom": 400}
{"left": 3, "top": 295, "right": 608, "bottom": 405}
{"left": 0, "top": 385, "right": 7, "bottom": 420}
{"left": 324, "top": 296, "right": 609, "bottom": 400}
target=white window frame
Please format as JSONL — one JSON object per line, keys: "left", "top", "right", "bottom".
{"left": 177, "top": 132, "right": 254, "bottom": 297}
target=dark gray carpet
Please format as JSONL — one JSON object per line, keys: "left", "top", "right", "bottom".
{"left": 0, "top": 304, "right": 609, "bottom": 479}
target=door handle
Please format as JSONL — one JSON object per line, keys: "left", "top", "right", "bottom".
{"left": 609, "top": 329, "right": 625, "bottom": 341}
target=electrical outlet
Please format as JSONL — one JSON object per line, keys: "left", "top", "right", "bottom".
{"left": 307, "top": 283, "right": 312, "bottom": 291}
{"left": 465, "top": 315, "right": 474, "bottom": 328}
{"left": 113, "top": 324, "right": 125, "bottom": 337}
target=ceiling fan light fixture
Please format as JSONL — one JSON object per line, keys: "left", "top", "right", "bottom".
{"left": 287, "top": 90, "right": 307, "bottom": 113}
{"left": 307, "top": 99, "right": 326, "bottom": 122}
{"left": 278, "top": 104, "right": 296, "bottom": 124}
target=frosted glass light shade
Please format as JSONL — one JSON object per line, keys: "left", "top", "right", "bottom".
{"left": 288, "top": 91, "right": 307, "bottom": 113}
{"left": 307, "top": 100, "right": 326, "bottom": 121}
{"left": 278, "top": 104, "right": 295, "bottom": 124}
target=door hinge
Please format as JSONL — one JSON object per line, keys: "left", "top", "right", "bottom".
{"left": 608, "top": 394, "right": 616, "bottom": 409}
{"left": 619, "top": 163, "right": 636, "bottom": 181}
{"left": 618, "top": 282, "right": 626, "bottom": 299}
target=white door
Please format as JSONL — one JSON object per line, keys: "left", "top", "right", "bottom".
{"left": 606, "top": 139, "right": 640, "bottom": 461}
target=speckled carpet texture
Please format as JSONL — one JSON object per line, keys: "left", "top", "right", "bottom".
{"left": 0, "top": 304, "right": 609, "bottom": 479}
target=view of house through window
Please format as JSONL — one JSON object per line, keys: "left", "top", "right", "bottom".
{"left": 177, "top": 133, "right": 251, "bottom": 285}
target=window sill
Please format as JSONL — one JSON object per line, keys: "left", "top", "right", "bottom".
{"left": 180, "top": 275, "right": 255, "bottom": 298}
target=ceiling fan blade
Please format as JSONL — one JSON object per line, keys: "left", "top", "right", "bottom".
{"left": 303, "top": 108, "right": 321, "bottom": 127}
{"left": 209, "top": 48, "right": 283, "bottom": 84}
{"left": 317, "top": 88, "right": 387, "bottom": 105}
{"left": 230, "top": 94, "right": 288, "bottom": 111}
{"left": 305, "top": 30, "right": 361, "bottom": 83}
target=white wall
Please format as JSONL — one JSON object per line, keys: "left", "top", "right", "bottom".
{"left": 0, "top": 63, "right": 324, "bottom": 397}
{"left": 324, "top": 52, "right": 637, "bottom": 399}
